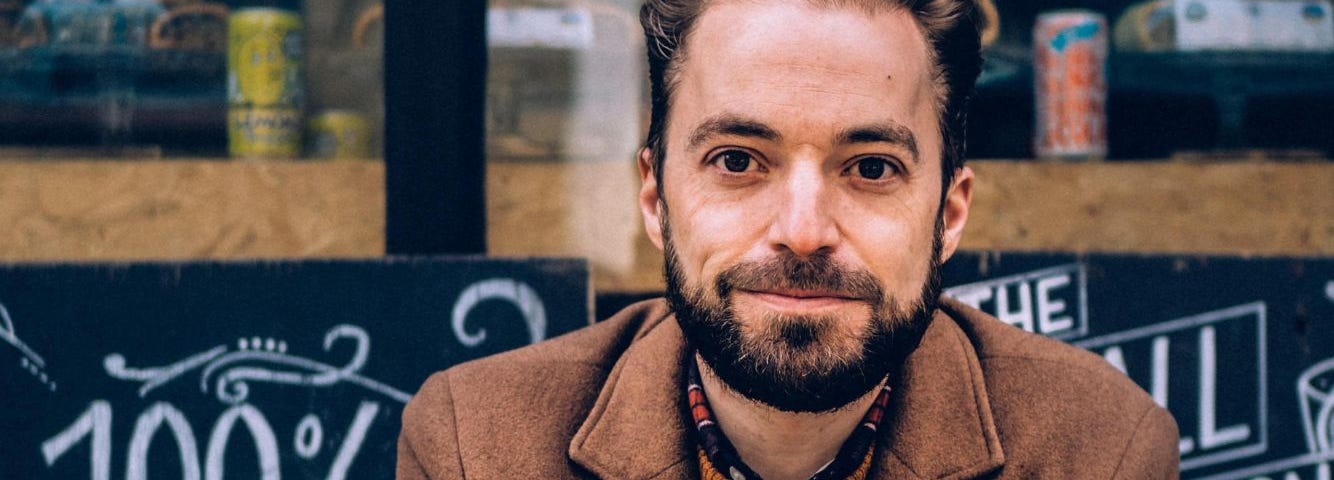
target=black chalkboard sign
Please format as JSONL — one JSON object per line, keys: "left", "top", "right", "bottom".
{"left": 940, "top": 252, "right": 1334, "bottom": 479}
{"left": 0, "top": 257, "right": 590, "bottom": 480}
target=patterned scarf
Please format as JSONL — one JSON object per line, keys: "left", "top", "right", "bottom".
{"left": 686, "top": 355, "right": 891, "bottom": 480}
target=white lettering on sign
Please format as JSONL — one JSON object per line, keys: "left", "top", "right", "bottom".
{"left": 1197, "top": 350, "right": 1334, "bottom": 480}
{"left": 945, "top": 263, "right": 1087, "bottom": 340}
{"left": 26, "top": 271, "right": 571, "bottom": 479}
{"left": 43, "top": 400, "right": 383, "bottom": 480}
{"left": 204, "top": 404, "right": 279, "bottom": 480}
{"left": 452, "top": 278, "right": 548, "bottom": 348}
{"left": 1036, "top": 274, "right": 1075, "bottom": 334}
{"left": 1076, "top": 302, "right": 1268, "bottom": 471}
{"left": 41, "top": 400, "right": 111, "bottom": 480}
{"left": 294, "top": 414, "right": 323, "bottom": 459}
{"left": 126, "top": 402, "right": 200, "bottom": 480}
{"left": 44, "top": 325, "right": 409, "bottom": 479}
{"left": 1199, "top": 326, "right": 1253, "bottom": 451}
{"left": 326, "top": 402, "right": 381, "bottom": 480}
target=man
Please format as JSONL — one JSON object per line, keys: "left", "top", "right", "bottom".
{"left": 398, "top": 0, "right": 1180, "bottom": 478}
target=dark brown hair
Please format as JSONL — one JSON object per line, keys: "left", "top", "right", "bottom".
{"left": 640, "top": 0, "right": 983, "bottom": 192}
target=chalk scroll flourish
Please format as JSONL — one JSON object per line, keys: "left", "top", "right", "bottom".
{"left": 451, "top": 278, "right": 548, "bottom": 348}
{"left": 104, "top": 324, "right": 411, "bottom": 405}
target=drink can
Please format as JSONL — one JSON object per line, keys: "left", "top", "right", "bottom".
{"left": 307, "top": 110, "right": 372, "bottom": 159}
{"left": 1033, "top": 10, "right": 1107, "bottom": 160}
{"left": 228, "top": 7, "right": 303, "bottom": 159}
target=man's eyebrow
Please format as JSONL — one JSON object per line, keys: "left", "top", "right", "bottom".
{"left": 686, "top": 114, "right": 782, "bottom": 151}
{"left": 837, "top": 122, "right": 920, "bottom": 164}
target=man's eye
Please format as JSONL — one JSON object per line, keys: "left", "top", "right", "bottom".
{"left": 854, "top": 157, "right": 897, "bottom": 180}
{"left": 714, "top": 150, "right": 755, "bottom": 173}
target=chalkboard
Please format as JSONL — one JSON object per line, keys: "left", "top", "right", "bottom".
{"left": 0, "top": 257, "right": 590, "bottom": 480}
{"left": 940, "top": 252, "right": 1334, "bottom": 480}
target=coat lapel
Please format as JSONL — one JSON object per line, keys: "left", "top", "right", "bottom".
{"left": 871, "top": 306, "right": 1006, "bottom": 479}
{"left": 568, "top": 310, "right": 695, "bottom": 479}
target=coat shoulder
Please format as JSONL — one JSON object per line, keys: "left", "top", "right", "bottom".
{"left": 940, "top": 297, "right": 1180, "bottom": 478}
{"left": 939, "top": 297, "right": 1152, "bottom": 401}
{"left": 398, "top": 299, "right": 672, "bottom": 479}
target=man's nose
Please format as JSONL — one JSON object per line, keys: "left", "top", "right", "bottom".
{"left": 767, "top": 163, "right": 839, "bottom": 257}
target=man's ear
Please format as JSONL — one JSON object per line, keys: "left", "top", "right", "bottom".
{"left": 938, "top": 166, "right": 973, "bottom": 264}
{"left": 638, "top": 147, "right": 665, "bottom": 251}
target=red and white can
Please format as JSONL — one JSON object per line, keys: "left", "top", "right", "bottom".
{"left": 1033, "top": 10, "right": 1107, "bottom": 160}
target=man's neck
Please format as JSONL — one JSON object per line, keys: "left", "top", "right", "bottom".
{"left": 695, "top": 355, "right": 884, "bottom": 480}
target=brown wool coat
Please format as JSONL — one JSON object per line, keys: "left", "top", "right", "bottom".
{"left": 397, "top": 298, "right": 1180, "bottom": 479}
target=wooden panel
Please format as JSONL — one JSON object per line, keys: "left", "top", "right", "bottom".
{"left": 486, "top": 159, "right": 646, "bottom": 286}
{"left": 0, "top": 160, "right": 384, "bottom": 261}
{"left": 963, "top": 161, "right": 1334, "bottom": 256}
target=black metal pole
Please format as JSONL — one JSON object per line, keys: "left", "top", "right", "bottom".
{"left": 384, "top": 1, "right": 488, "bottom": 255}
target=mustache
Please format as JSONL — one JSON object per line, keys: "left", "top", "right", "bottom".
{"left": 715, "top": 252, "right": 884, "bottom": 303}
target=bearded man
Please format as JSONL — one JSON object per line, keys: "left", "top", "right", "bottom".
{"left": 398, "top": 0, "right": 1180, "bottom": 478}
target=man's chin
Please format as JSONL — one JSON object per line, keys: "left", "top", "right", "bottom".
{"left": 730, "top": 311, "right": 870, "bottom": 371}
{"left": 677, "top": 296, "right": 937, "bottom": 413}
{"left": 679, "top": 314, "right": 888, "bottom": 413}
{"left": 692, "top": 339, "right": 889, "bottom": 413}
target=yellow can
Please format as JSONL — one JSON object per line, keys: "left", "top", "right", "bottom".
{"left": 307, "top": 110, "right": 373, "bottom": 160}
{"left": 228, "top": 8, "right": 303, "bottom": 158}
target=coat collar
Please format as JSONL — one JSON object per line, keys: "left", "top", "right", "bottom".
{"left": 872, "top": 299, "right": 1006, "bottom": 479}
{"left": 568, "top": 301, "right": 1005, "bottom": 479}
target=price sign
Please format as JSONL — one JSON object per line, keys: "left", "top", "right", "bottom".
{"left": 0, "top": 257, "right": 589, "bottom": 479}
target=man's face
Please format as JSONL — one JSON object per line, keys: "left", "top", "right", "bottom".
{"left": 638, "top": 0, "right": 973, "bottom": 412}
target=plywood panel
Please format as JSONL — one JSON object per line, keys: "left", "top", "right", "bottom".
{"left": 486, "top": 159, "right": 645, "bottom": 287}
{"left": 963, "top": 161, "right": 1334, "bottom": 256}
{"left": 0, "top": 160, "right": 384, "bottom": 261}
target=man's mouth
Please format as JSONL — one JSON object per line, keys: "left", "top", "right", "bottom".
{"left": 735, "top": 288, "right": 864, "bottom": 311}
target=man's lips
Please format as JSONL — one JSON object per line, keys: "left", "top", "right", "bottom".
{"left": 736, "top": 288, "right": 865, "bottom": 311}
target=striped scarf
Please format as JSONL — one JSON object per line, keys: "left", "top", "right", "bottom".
{"left": 687, "top": 356, "right": 890, "bottom": 480}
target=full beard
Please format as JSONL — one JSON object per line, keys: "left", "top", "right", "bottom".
{"left": 664, "top": 218, "right": 944, "bottom": 414}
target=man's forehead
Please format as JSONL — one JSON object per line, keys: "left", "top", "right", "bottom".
{"left": 670, "top": 0, "right": 939, "bottom": 145}
{"left": 679, "top": 0, "right": 932, "bottom": 87}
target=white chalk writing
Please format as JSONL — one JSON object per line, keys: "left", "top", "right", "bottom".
{"left": 104, "top": 324, "right": 410, "bottom": 404}
{"left": 945, "top": 263, "right": 1088, "bottom": 340}
{"left": 43, "top": 400, "right": 382, "bottom": 480}
{"left": 452, "top": 278, "right": 548, "bottom": 347}
{"left": 43, "top": 323, "right": 410, "bottom": 479}
{"left": 1299, "top": 358, "right": 1334, "bottom": 454}
{"left": 41, "top": 400, "right": 111, "bottom": 480}
{"left": 1076, "top": 302, "right": 1268, "bottom": 471}
{"left": 1, "top": 301, "right": 57, "bottom": 391}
